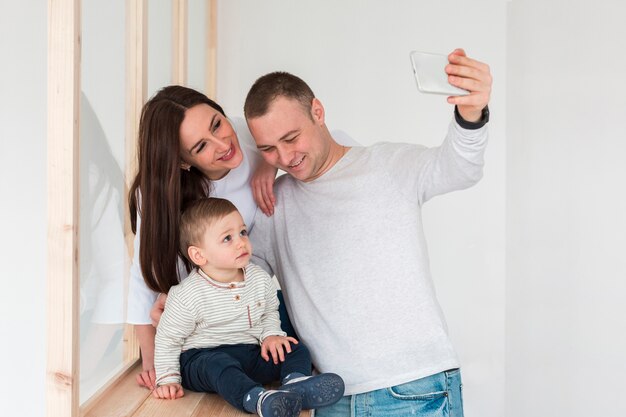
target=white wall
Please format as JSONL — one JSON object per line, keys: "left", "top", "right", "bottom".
{"left": 5, "top": 1, "right": 625, "bottom": 416}
{"left": 506, "top": 1, "right": 626, "bottom": 416}
{"left": 0, "top": 1, "right": 47, "bottom": 417}
{"left": 217, "top": 1, "right": 507, "bottom": 416}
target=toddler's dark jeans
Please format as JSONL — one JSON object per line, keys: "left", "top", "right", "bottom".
{"left": 180, "top": 342, "right": 311, "bottom": 412}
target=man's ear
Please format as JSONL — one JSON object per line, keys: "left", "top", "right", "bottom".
{"left": 188, "top": 246, "right": 206, "bottom": 266}
{"left": 310, "top": 98, "right": 325, "bottom": 125}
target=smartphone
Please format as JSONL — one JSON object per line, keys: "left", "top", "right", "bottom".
{"left": 409, "top": 51, "right": 469, "bottom": 96}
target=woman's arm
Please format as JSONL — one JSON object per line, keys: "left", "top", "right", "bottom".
{"left": 128, "top": 210, "right": 161, "bottom": 389}
{"left": 135, "top": 324, "right": 156, "bottom": 390}
{"left": 250, "top": 158, "right": 278, "bottom": 216}
{"left": 134, "top": 294, "right": 167, "bottom": 389}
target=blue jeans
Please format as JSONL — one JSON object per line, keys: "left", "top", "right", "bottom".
{"left": 314, "top": 369, "right": 464, "bottom": 417}
{"left": 179, "top": 343, "right": 312, "bottom": 412}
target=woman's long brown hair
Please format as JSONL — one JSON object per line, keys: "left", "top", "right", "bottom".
{"left": 129, "top": 85, "right": 226, "bottom": 294}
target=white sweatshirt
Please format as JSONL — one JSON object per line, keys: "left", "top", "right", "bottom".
{"left": 250, "top": 121, "right": 488, "bottom": 395}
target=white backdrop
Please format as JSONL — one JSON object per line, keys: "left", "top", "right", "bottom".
{"left": 0, "top": 1, "right": 47, "bottom": 416}
{"left": 506, "top": 1, "right": 626, "bottom": 416}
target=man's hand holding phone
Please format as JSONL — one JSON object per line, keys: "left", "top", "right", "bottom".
{"left": 410, "top": 48, "right": 492, "bottom": 122}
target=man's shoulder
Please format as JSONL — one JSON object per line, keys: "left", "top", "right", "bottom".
{"left": 273, "top": 172, "right": 297, "bottom": 192}
{"left": 365, "top": 141, "right": 428, "bottom": 165}
{"left": 263, "top": 173, "right": 301, "bottom": 204}
{"left": 368, "top": 141, "right": 423, "bottom": 153}
{"left": 337, "top": 142, "right": 422, "bottom": 170}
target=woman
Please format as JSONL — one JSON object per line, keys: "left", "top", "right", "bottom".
{"left": 127, "top": 85, "right": 277, "bottom": 389}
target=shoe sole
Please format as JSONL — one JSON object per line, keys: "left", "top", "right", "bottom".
{"left": 280, "top": 373, "right": 345, "bottom": 410}
{"left": 259, "top": 391, "right": 302, "bottom": 417}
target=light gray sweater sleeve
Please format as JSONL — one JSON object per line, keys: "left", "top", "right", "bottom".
{"left": 387, "top": 121, "right": 488, "bottom": 205}
{"left": 250, "top": 210, "right": 275, "bottom": 276}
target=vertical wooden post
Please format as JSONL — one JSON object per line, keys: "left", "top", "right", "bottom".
{"left": 172, "top": 0, "right": 188, "bottom": 85}
{"left": 205, "top": 0, "right": 217, "bottom": 99}
{"left": 46, "top": 0, "right": 81, "bottom": 416}
{"left": 124, "top": 0, "right": 148, "bottom": 363}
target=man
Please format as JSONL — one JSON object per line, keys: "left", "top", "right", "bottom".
{"left": 244, "top": 48, "right": 491, "bottom": 417}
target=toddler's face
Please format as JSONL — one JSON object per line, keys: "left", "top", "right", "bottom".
{"left": 197, "top": 211, "right": 252, "bottom": 274}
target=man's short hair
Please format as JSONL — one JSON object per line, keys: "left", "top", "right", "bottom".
{"left": 244, "top": 71, "right": 316, "bottom": 120}
{"left": 179, "top": 198, "right": 238, "bottom": 261}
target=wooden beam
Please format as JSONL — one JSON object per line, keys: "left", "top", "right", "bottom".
{"left": 205, "top": 0, "right": 217, "bottom": 99}
{"left": 123, "top": 0, "right": 148, "bottom": 364}
{"left": 172, "top": 0, "right": 188, "bottom": 85}
{"left": 46, "top": 0, "right": 81, "bottom": 416}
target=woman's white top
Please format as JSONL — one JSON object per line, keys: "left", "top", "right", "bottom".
{"left": 126, "top": 118, "right": 263, "bottom": 324}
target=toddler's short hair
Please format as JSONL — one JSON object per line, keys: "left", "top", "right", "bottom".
{"left": 179, "top": 198, "right": 238, "bottom": 262}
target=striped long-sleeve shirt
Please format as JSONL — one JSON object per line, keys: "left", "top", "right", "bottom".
{"left": 154, "top": 263, "right": 286, "bottom": 386}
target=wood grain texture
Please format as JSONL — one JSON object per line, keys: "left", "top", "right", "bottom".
{"left": 82, "top": 363, "right": 149, "bottom": 417}
{"left": 172, "top": 0, "right": 188, "bottom": 84}
{"left": 46, "top": 0, "right": 81, "bottom": 416}
{"left": 123, "top": 0, "right": 148, "bottom": 364}
{"left": 205, "top": 0, "right": 217, "bottom": 99}
{"left": 84, "top": 363, "right": 313, "bottom": 417}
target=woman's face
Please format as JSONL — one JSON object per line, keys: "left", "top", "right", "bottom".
{"left": 179, "top": 104, "right": 243, "bottom": 180}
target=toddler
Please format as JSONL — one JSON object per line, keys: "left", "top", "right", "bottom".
{"left": 154, "top": 197, "right": 344, "bottom": 416}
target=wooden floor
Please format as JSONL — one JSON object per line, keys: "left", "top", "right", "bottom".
{"left": 83, "top": 363, "right": 311, "bottom": 417}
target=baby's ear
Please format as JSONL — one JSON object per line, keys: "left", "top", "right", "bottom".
{"left": 188, "top": 246, "right": 206, "bottom": 266}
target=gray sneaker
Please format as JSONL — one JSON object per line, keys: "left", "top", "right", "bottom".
{"left": 279, "top": 373, "right": 345, "bottom": 410}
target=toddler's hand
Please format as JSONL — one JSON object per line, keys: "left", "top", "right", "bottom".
{"left": 261, "top": 335, "right": 298, "bottom": 364}
{"left": 153, "top": 383, "right": 184, "bottom": 400}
